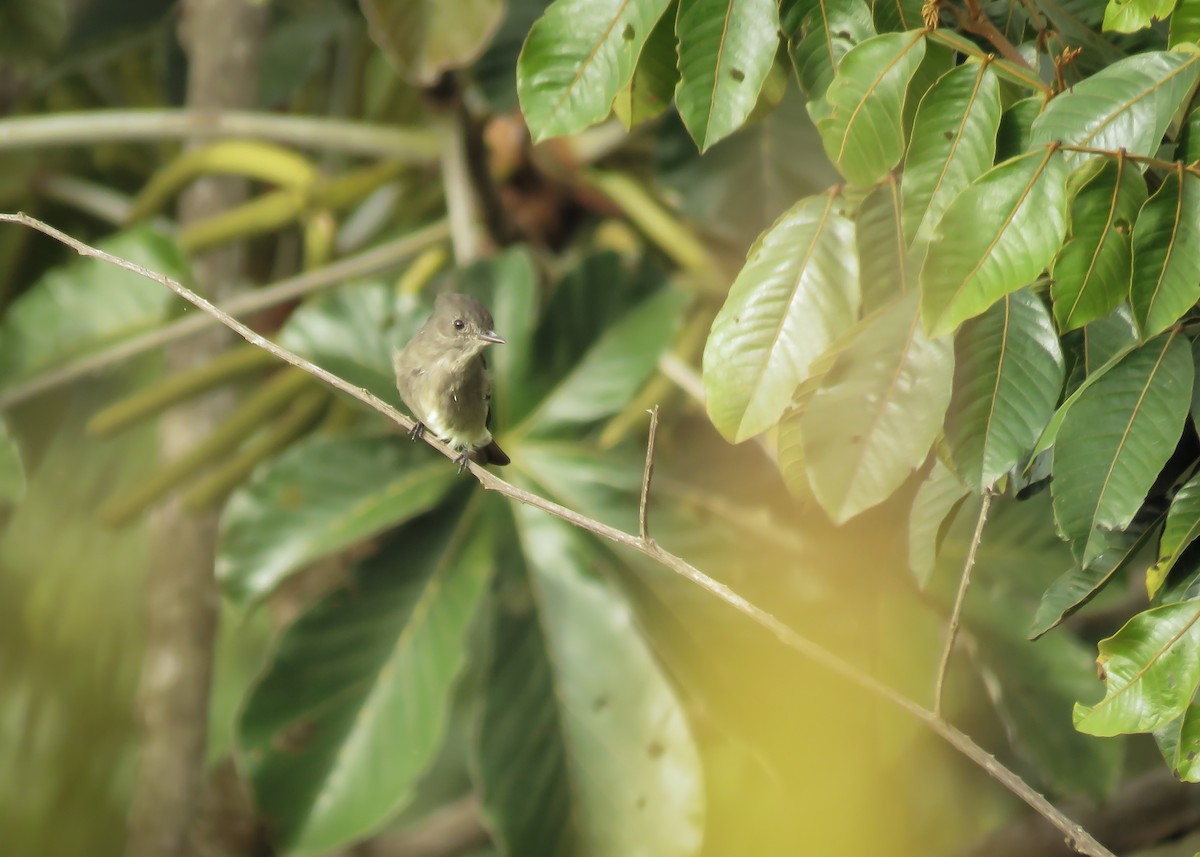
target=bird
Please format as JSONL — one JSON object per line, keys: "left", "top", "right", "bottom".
{"left": 393, "top": 292, "right": 510, "bottom": 472}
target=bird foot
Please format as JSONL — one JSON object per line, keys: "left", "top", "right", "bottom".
{"left": 408, "top": 422, "right": 426, "bottom": 441}
{"left": 455, "top": 447, "right": 472, "bottom": 473}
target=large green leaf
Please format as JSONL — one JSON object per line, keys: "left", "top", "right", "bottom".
{"left": 360, "top": 0, "right": 505, "bottom": 84}
{"left": 800, "top": 292, "right": 954, "bottom": 523}
{"left": 1028, "top": 523, "right": 1160, "bottom": 639}
{"left": 1149, "top": 470, "right": 1200, "bottom": 597}
{"left": 856, "top": 178, "right": 920, "bottom": 311}
{"left": 1075, "top": 600, "right": 1200, "bottom": 735}
{"left": 0, "top": 226, "right": 186, "bottom": 387}
{"left": 811, "top": 30, "right": 927, "bottom": 186}
{"left": 0, "top": 421, "right": 22, "bottom": 506}
{"left": 945, "top": 290, "right": 1065, "bottom": 493}
{"left": 527, "top": 287, "right": 686, "bottom": 435}
{"left": 1129, "top": 170, "right": 1200, "bottom": 337}
{"left": 216, "top": 436, "right": 459, "bottom": 606}
{"left": 1171, "top": 0, "right": 1200, "bottom": 45}
{"left": 613, "top": 0, "right": 680, "bottom": 130}
{"left": 1103, "top": 0, "right": 1177, "bottom": 32}
{"left": 1052, "top": 332, "right": 1193, "bottom": 565}
{"left": 902, "top": 60, "right": 1002, "bottom": 246}
{"left": 278, "top": 280, "right": 399, "bottom": 404}
{"left": 1051, "top": 158, "right": 1147, "bottom": 332}
{"left": 919, "top": 148, "right": 1069, "bottom": 337}
{"left": 1155, "top": 703, "right": 1200, "bottom": 780}
{"left": 1029, "top": 50, "right": 1200, "bottom": 160}
{"left": 703, "top": 191, "right": 859, "bottom": 443}
{"left": 908, "top": 458, "right": 969, "bottom": 588}
{"left": 482, "top": 502, "right": 703, "bottom": 857}
{"left": 239, "top": 508, "right": 493, "bottom": 852}
{"left": 516, "top": 0, "right": 673, "bottom": 141}
{"left": 675, "top": 0, "right": 781, "bottom": 150}
{"left": 780, "top": 0, "right": 875, "bottom": 99}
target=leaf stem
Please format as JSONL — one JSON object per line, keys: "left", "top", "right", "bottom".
{"left": 0, "top": 212, "right": 1118, "bottom": 857}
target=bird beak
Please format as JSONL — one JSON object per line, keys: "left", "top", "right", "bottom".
{"left": 477, "top": 330, "right": 505, "bottom": 344}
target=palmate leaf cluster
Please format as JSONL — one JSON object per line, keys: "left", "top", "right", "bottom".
{"left": 517, "top": 0, "right": 1200, "bottom": 785}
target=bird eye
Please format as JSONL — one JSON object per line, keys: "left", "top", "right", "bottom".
{"left": 453, "top": 318, "right": 465, "bottom": 330}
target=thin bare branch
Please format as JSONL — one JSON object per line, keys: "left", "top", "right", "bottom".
{"left": 934, "top": 491, "right": 993, "bottom": 717}
{"left": 0, "top": 212, "right": 1118, "bottom": 857}
{"left": 640, "top": 405, "right": 660, "bottom": 544}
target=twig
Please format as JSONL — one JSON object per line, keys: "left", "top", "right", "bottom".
{"left": 934, "top": 491, "right": 992, "bottom": 717}
{"left": 0, "top": 219, "right": 449, "bottom": 410}
{"left": 0, "top": 212, "right": 1118, "bottom": 857}
{"left": 949, "top": 0, "right": 1036, "bottom": 72}
{"left": 640, "top": 405, "right": 660, "bottom": 544}
{"left": 0, "top": 109, "right": 440, "bottom": 160}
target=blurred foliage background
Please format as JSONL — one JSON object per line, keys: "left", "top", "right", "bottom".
{"left": 0, "top": 1, "right": 1190, "bottom": 857}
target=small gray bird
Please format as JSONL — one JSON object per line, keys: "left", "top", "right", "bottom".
{"left": 393, "top": 293, "right": 510, "bottom": 471}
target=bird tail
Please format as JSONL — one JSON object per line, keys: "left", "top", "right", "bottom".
{"left": 481, "top": 439, "right": 510, "bottom": 466}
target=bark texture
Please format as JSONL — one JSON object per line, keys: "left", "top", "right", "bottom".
{"left": 125, "top": 3, "right": 266, "bottom": 856}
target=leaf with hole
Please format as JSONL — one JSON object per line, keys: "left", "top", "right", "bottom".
{"left": 675, "top": 0, "right": 781, "bottom": 150}
{"left": 517, "top": 0, "right": 674, "bottom": 141}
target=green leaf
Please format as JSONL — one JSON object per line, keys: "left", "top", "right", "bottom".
{"left": 1080, "top": 305, "right": 1142, "bottom": 380}
{"left": 1029, "top": 323, "right": 1141, "bottom": 461}
{"left": 0, "top": 226, "right": 187, "bottom": 387}
{"left": 811, "top": 30, "right": 926, "bottom": 186}
{"left": 1052, "top": 332, "right": 1193, "bottom": 565}
{"left": 920, "top": 149, "right": 1070, "bottom": 337}
{"left": 945, "top": 290, "right": 1065, "bottom": 493}
{"left": 1130, "top": 171, "right": 1200, "bottom": 337}
{"left": 1074, "top": 600, "right": 1200, "bottom": 735}
{"left": 528, "top": 287, "right": 686, "bottom": 434}
{"left": 1051, "top": 158, "right": 1147, "bottom": 332}
{"left": 1150, "top": 471, "right": 1200, "bottom": 597}
{"left": 1171, "top": 0, "right": 1200, "bottom": 45}
{"left": 239, "top": 508, "right": 493, "bottom": 852}
{"left": 360, "top": 0, "right": 506, "bottom": 84}
{"left": 703, "top": 191, "right": 859, "bottom": 442}
{"left": 483, "top": 503, "right": 704, "bottom": 857}
{"left": 908, "top": 458, "right": 969, "bottom": 587}
{"left": 801, "top": 292, "right": 955, "bottom": 523}
{"left": 872, "top": 0, "right": 924, "bottom": 30}
{"left": 1029, "top": 523, "right": 1160, "bottom": 639}
{"left": 780, "top": 0, "right": 875, "bottom": 99}
{"left": 1154, "top": 703, "right": 1200, "bottom": 779}
{"left": 675, "top": 0, "right": 781, "bottom": 151}
{"left": 857, "top": 178, "right": 920, "bottom": 311}
{"left": 217, "top": 436, "right": 459, "bottom": 606}
{"left": 1103, "top": 0, "right": 1178, "bottom": 32}
{"left": 0, "top": 421, "right": 23, "bottom": 506}
{"left": 1029, "top": 51, "right": 1200, "bottom": 161}
{"left": 1032, "top": 0, "right": 1127, "bottom": 73}
{"left": 279, "top": 280, "right": 399, "bottom": 404}
{"left": 902, "top": 60, "right": 1002, "bottom": 247}
{"left": 995, "top": 96, "right": 1043, "bottom": 162}
{"left": 517, "top": 0, "right": 673, "bottom": 141}
{"left": 613, "top": 0, "right": 680, "bottom": 129}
